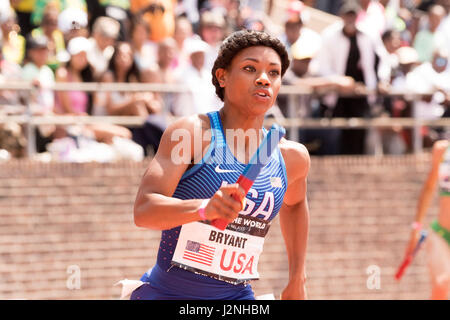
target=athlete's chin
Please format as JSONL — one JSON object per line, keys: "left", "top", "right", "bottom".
{"left": 249, "top": 102, "right": 273, "bottom": 116}
{"left": 245, "top": 99, "right": 273, "bottom": 114}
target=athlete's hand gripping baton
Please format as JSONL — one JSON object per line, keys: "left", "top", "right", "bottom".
{"left": 211, "top": 124, "right": 286, "bottom": 231}
{"left": 395, "top": 230, "right": 428, "bottom": 281}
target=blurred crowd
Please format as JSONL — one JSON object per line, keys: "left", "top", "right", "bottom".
{"left": 0, "top": 0, "right": 449, "bottom": 160}
{"left": 281, "top": 0, "right": 450, "bottom": 155}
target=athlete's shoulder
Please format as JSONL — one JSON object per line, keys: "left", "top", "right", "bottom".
{"left": 165, "top": 113, "right": 210, "bottom": 133}
{"left": 279, "top": 138, "right": 310, "bottom": 179}
{"left": 157, "top": 113, "right": 211, "bottom": 158}
{"left": 433, "top": 139, "right": 449, "bottom": 152}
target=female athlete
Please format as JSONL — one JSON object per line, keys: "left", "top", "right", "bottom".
{"left": 405, "top": 139, "right": 450, "bottom": 299}
{"left": 131, "top": 30, "right": 310, "bottom": 300}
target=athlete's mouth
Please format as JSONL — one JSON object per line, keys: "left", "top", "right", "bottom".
{"left": 253, "top": 89, "right": 271, "bottom": 98}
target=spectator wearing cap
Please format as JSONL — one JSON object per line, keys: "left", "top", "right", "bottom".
{"left": 279, "top": 35, "right": 342, "bottom": 155}
{"left": 22, "top": 34, "right": 57, "bottom": 152}
{"left": 57, "top": 6, "right": 89, "bottom": 43}
{"left": 284, "top": 29, "right": 322, "bottom": 83}
{"left": 54, "top": 36, "right": 92, "bottom": 115}
{"left": 172, "top": 38, "right": 222, "bottom": 116}
{"left": 198, "top": 9, "right": 227, "bottom": 72}
{"left": 31, "top": 4, "right": 66, "bottom": 72}
{"left": 131, "top": 0, "right": 176, "bottom": 42}
{"left": 0, "top": 7, "right": 26, "bottom": 65}
{"left": 22, "top": 34, "right": 55, "bottom": 115}
{"left": 391, "top": 46, "right": 421, "bottom": 90}
{"left": 317, "top": 0, "right": 379, "bottom": 155}
{"left": 87, "top": 16, "right": 121, "bottom": 79}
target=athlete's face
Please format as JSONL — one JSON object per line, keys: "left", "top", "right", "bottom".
{"left": 216, "top": 46, "right": 282, "bottom": 116}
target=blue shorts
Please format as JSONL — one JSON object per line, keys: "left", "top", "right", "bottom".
{"left": 130, "top": 264, "right": 255, "bottom": 300}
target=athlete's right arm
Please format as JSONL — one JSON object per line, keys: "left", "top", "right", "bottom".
{"left": 133, "top": 115, "right": 245, "bottom": 230}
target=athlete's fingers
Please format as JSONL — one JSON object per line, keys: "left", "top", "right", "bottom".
{"left": 213, "top": 186, "right": 244, "bottom": 209}
{"left": 217, "top": 191, "right": 243, "bottom": 213}
{"left": 220, "top": 184, "right": 246, "bottom": 200}
{"left": 219, "top": 184, "right": 246, "bottom": 210}
{"left": 210, "top": 200, "right": 237, "bottom": 221}
{"left": 207, "top": 198, "right": 232, "bottom": 220}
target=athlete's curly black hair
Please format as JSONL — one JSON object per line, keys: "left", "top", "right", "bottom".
{"left": 211, "top": 29, "right": 290, "bottom": 101}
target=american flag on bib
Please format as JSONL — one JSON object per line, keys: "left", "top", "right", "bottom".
{"left": 183, "top": 240, "right": 215, "bottom": 266}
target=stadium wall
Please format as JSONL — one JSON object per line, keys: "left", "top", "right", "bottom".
{"left": 0, "top": 155, "right": 437, "bottom": 299}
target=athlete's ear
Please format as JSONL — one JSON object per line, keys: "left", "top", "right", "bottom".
{"left": 215, "top": 68, "right": 227, "bottom": 88}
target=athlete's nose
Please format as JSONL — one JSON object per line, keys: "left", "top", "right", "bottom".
{"left": 255, "top": 72, "right": 270, "bottom": 87}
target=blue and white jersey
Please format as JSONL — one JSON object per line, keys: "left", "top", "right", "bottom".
{"left": 146, "top": 111, "right": 287, "bottom": 293}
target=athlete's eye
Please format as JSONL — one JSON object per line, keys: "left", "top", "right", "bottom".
{"left": 269, "top": 70, "right": 280, "bottom": 76}
{"left": 243, "top": 65, "right": 256, "bottom": 72}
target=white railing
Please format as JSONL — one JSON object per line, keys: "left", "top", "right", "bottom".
{"left": 0, "top": 81, "right": 449, "bottom": 156}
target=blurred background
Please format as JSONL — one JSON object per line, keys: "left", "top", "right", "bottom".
{"left": 0, "top": 0, "right": 448, "bottom": 299}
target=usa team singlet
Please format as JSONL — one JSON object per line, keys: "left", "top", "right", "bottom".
{"left": 131, "top": 111, "right": 288, "bottom": 300}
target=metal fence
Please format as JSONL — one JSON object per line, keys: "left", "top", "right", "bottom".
{"left": 0, "top": 81, "right": 449, "bottom": 157}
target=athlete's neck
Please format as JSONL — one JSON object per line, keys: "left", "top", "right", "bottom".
{"left": 219, "top": 108, "right": 265, "bottom": 164}
{"left": 219, "top": 107, "right": 265, "bottom": 134}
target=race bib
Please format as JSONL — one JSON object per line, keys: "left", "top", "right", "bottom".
{"left": 171, "top": 215, "right": 271, "bottom": 284}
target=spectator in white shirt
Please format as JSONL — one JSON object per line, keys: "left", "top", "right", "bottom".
{"left": 279, "top": 11, "right": 303, "bottom": 55}
{"left": 406, "top": 47, "right": 450, "bottom": 120}
{"left": 22, "top": 35, "right": 54, "bottom": 116}
{"left": 172, "top": 38, "right": 222, "bottom": 116}
{"left": 22, "top": 34, "right": 56, "bottom": 152}
{"left": 87, "top": 16, "right": 120, "bottom": 79}
{"left": 317, "top": 1, "right": 379, "bottom": 154}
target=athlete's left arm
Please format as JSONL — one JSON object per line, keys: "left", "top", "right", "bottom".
{"left": 278, "top": 140, "right": 311, "bottom": 300}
